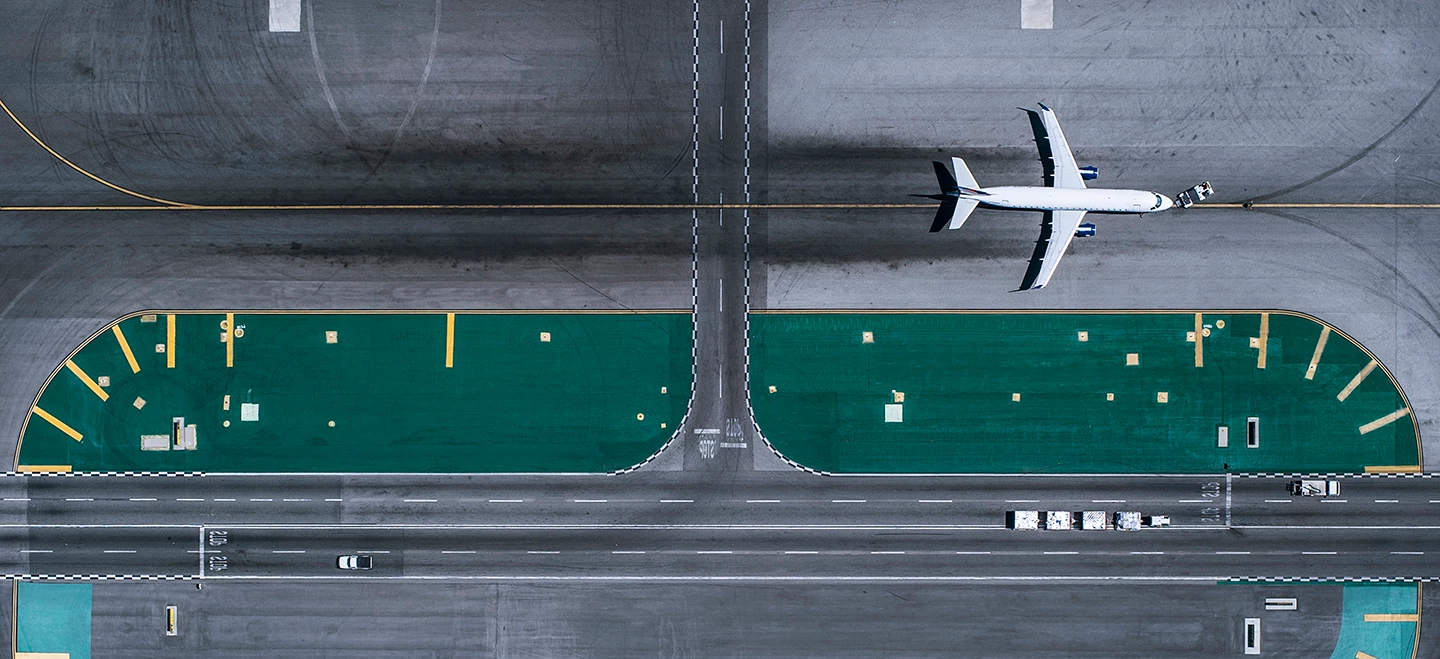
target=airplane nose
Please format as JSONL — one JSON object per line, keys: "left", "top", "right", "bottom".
{"left": 1160, "top": 195, "right": 1175, "bottom": 210}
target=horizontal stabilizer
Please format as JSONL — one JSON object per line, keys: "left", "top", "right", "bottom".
{"left": 931, "top": 198, "right": 980, "bottom": 232}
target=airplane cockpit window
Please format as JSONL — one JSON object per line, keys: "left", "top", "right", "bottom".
{"left": 1152, "top": 194, "right": 1163, "bottom": 210}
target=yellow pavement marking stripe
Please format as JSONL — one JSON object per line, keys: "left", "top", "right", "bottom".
{"left": 31, "top": 406, "right": 82, "bottom": 442}
{"left": 226, "top": 313, "right": 234, "bottom": 368}
{"left": 167, "top": 313, "right": 176, "bottom": 368}
{"left": 16, "top": 465, "right": 71, "bottom": 473}
{"left": 1360, "top": 408, "right": 1412, "bottom": 435}
{"left": 1362, "top": 613, "right": 1419, "bottom": 622}
{"left": 1338, "top": 360, "right": 1378, "bottom": 402}
{"left": 1256, "top": 312, "right": 1269, "bottom": 369}
{"left": 63, "top": 360, "right": 108, "bottom": 402}
{"left": 1194, "top": 313, "right": 1203, "bottom": 368}
{"left": 1305, "top": 326, "right": 1331, "bottom": 380}
{"left": 0, "top": 96, "right": 193, "bottom": 208}
{"left": 16, "top": 653, "right": 71, "bottom": 659}
{"left": 8, "top": 202, "right": 1440, "bottom": 213}
{"left": 112, "top": 325, "right": 140, "bottom": 373}
{"left": 1365, "top": 465, "right": 1423, "bottom": 474}
{"left": 1355, "top": 652, "right": 1378, "bottom": 659}
{"left": 445, "top": 313, "right": 455, "bottom": 369}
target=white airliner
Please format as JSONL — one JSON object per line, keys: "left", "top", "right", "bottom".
{"left": 927, "top": 103, "right": 1175, "bottom": 290}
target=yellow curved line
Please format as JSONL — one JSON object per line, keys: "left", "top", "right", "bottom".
{"left": 0, "top": 96, "right": 199, "bottom": 207}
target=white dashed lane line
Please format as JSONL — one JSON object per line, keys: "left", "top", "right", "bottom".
{"left": 1375, "top": 500, "right": 1399, "bottom": 503}
{"left": 404, "top": 499, "right": 438, "bottom": 503}
{"left": 955, "top": 551, "right": 991, "bottom": 555}
{"left": 832, "top": 500, "right": 866, "bottom": 503}
{"left": 1320, "top": 499, "right": 1349, "bottom": 503}
{"left": 526, "top": 551, "right": 559, "bottom": 555}
{"left": 784, "top": 551, "right": 818, "bottom": 555}
{"left": 177, "top": 498, "right": 205, "bottom": 502}
{"left": 3, "top": 498, "right": 29, "bottom": 502}
{"left": 573, "top": 499, "right": 608, "bottom": 503}
{"left": 1130, "top": 552, "right": 1164, "bottom": 555}
{"left": 871, "top": 551, "right": 905, "bottom": 555}
{"left": 1005, "top": 500, "right": 1039, "bottom": 503}
{"left": 1301, "top": 551, "right": 1338, "bottom": 555}
{"left": 489, "top": 499, "right": 525, "bottom": 503}
{"left": 917, "top": 499, "right": 952, "bottom": 503}
{"left": 442, "top": 551, "right": 476, "bottom": 554}
{"left": 65, "top": 498, "right": 93, "bottom": 502}
{"left": 215, "top": 498, "right": 236, "bottom": 502}
{"left": 20, "top": 550, "right": 51, "bottom": 554}
{"left": 1392, "top": 551, "right": 1425, "bottom": 555}
{"left": 747, "top": 500, "right": 781, "bottom": 503}
{"left": 271, "top": 550, "right": 305, "bottom": 554}
{"left": 696, "top": 551, "right": 732, "bottom": 555}
{"left": 250, "top": 499, "right": 273, "bottom": 502}
{"left": 325, "top": 498, "right": 344, "bottom": 502}
{"left": 129, "top": 498, "right": 157, "bottom": 501}
{"left": 103, "top": 550, "right": 136, "bottom": 554}
{"left": 1177, "top": 499, "right": 1214, "bottom": 503}
{"left": 1092, "top": 500, "right": 1126, "bottom": 503}
{"left": 1264, "top": 500, "right": 1292, "bottom": 503}
{"left": 283, "top": 498, "right": 311, "bottom": 502}
{"left": 612, "top": 551, "right": 646, "bottom": 554}
{"left": 661, "top": 499, "right": 694, "bottom": 503}
{"left": 1216, "top": 551, "right": 1252, "bottom": 555}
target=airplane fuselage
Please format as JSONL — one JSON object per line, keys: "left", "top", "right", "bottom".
{"left": 966, "top": 186, "right": 1172, "bottom": 214}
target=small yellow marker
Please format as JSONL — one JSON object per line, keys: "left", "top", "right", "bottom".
{"left": 1256, "top": 312, "right": 1269, "bottom": 369}
{"left": 325, "top": 331, "right": 338, "bottom": 344}
{"left": 32, "top": 406, "right": 82, "bottom": 442}
{"left": 862, "top": 331, "right": 874, "bottom": 343}
{"left": 1338, "top": 360, "right": 1378, "bottom": 402}
{"left": 141, "top": 314, "right": 157, "bottom": 322}
{"left": 768, "top": 385, "right": 777, "bottom": 393}
{"left": 133, "top": 396, "right": 146, "bottom": 410}
{"left": 636, "top": 413, "right": 645, "bottom": 421}
{"left": 1359, "top": 408, "right": 1412, "bottom": 435}
{"left": 225, "top": 313, "right": 235, "bottom": 368}
{"left": 661, "top": 423, "right": 667, "bottom": 429}
{"left": 64, "top": 360, "right": 109, "bottom": 402}
{"left": 1215, "top": 319, "right": 1225, "bottom": 329}
{"left": 113, "top": 325, "right": 140, "bottom": 373}
{"left": 1012, "top": 393, "right": 1021, "bottom": 402}
{"left": 1157, "top": 392, "right": 1169, "bottom": 403}
{"left": 1106, "top": 393, "right": 1115, "bottom": 401}
{"left": 540, "top": 332, "right": 551, "bottom": 342}
{"left": 1077, "top": 331, "right": 1088, "bottom": 342}
{"left": 223, "top": 394, "right": 230, "bottom": 411}
{"left": 1362, "top": 613, "right": 1419, "bottom": 622}
{"left": 445, "top": 313, "right": 455, "bottom": 369}
{"left": 166, "top": 313, "right": 176, "bottom": 368}
{"left": 1126, "top": 353, "right": 1139, "bottom": 366}
{"left": 892, "top": 391, "right": 905, "bottom": 403}
{"left": 1305, "top": 327, "right": 1331, "bottom": 380}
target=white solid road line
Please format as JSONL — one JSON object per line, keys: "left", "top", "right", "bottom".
{"left": 442, "top": 551, "right": 476, "bottom": 554}
{"left": 404, "top": 499, "right": 438, "bottom": 503}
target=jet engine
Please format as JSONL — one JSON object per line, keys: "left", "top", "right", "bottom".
{"left": 1075, "top": 222, "right": 1096, "bottom": 238}
{"left": 1078, "top": 166, "right": 1099, "bottom": 180}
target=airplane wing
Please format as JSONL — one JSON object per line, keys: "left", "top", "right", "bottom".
{"left": 1019, "top": 210, "right": 1086, "bottom": 290}
{"left": 1023, "top": 104, "right": 1086, "bottom": 189}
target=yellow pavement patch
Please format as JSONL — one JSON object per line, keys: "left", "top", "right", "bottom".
{"left": 1362, "top": 613, "right": 1419, "bottom": 622}
{"left": 16, "top": 465, "right": 71, "bottom": 473}
{"left": 1364, "top": 465, "right": 1423, "bottom": 474}
{"left": 1193, "top": 313, "right": 1203, "bottom": 367}
{"left": 1359, "top": 408, "right": 1412, "bottom": 435}
{"left": 1306, "top": 326, "right": 1331, "bottom": 380}
{"left": 1256, "top": 312, "right": 1269, "bottom": 369}
{"left": 16, "top": 653, "right": 71, "bottom": 659}
{"left": 225, "top": 313, "right": 235, "bottom": 368}
{"left": 63, "top": 360, "right": 108, "bottom": 402}
{"left": 446, "top": 313, "right": 455, "bottom": 368}
{"left": 112, "top": 325, "right": 140, "bottom": 373}
{"left": 1338, "top": 360, "right": 1378, "bottom": 402}
{"left": 166, "top": 313, "right": 176, "bottom": 368}
{"left": 31, "top": 406, "right": 81, "bottom": 442}
{"left": 1354, "top": 652, "right": 1377, "bottom": 659}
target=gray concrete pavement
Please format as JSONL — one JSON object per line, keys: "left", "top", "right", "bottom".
{"left": 88, "top": 580, "right": 1345, "bottom": 658}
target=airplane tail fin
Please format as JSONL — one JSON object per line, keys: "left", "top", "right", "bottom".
{"left": 929, "top": 158, "right": 982, "bottom": 232}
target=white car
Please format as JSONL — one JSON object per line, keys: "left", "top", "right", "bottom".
{"left": 336, "top": 555, "right": 373, "bottom": 570}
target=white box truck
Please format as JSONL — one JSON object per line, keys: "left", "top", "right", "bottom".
{"left": 1007, "top": 510, "right": 1040, "bottom": 530}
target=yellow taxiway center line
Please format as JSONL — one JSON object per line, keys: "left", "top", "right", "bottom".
{"left": 1362, "top": 613, "right": 1419, "bottom": 622}
{"left": 16, "top": 652, "right": 72, "bottom": 658}
{"left": 112, "top": 325, "right": 140, "bottom": 373}
{"left": 1365, "top": 465, "right": 1423, "bottom": 474}
{"left": 445, "top": 313, "right": 455, "bottom": 369}
{"left": 225, "top": 313, "right": 234, "bottom": 368}
{"left": 167, "top": 314, "right": 176, "bottom": 368}
{"left": 63, "top": 360, "right": 108, "bottom": 402}
{"left": 1305, "top": 326, "right": 1331, "bottom": 380}
{"left": 1256, "top": 313, "right": 1269, "bottom": 369}
{"left": 31, "top": 406, "right": 82, "bottom": 441}
{"left": 1338, "top": 360, "right": 1378, "bottom": 402}
{"left": 1360, "top": 408, "right": 1412, "bottom": 435}
{"left": 15, "top": 465, "right": 71, "bottom": 473}
{"left": 1354, "top": 652, "right": 1378, "bottom": 659}
{"left": 1194, "top": 313, "right": 1203, "bottom": 368}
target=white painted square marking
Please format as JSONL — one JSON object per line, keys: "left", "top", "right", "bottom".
{"left": 269, "top": 0, "right": 302, "bottom": 32}
{"left": 1021, "top": 0, "right": 1054, "bottom": 30}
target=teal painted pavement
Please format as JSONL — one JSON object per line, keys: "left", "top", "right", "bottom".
{"left": 17, "top": 582, "right": 92, "bottom": 659}
{"left": 750, "top": 312, "right": 1419, "bottom": 474}
{"left": 1329, "top": 584, "right": 1419, "bottom": 659}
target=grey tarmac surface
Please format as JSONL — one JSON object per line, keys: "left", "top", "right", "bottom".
{"left": 87, "top": 581, "right": 1345, "bottom": 658}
